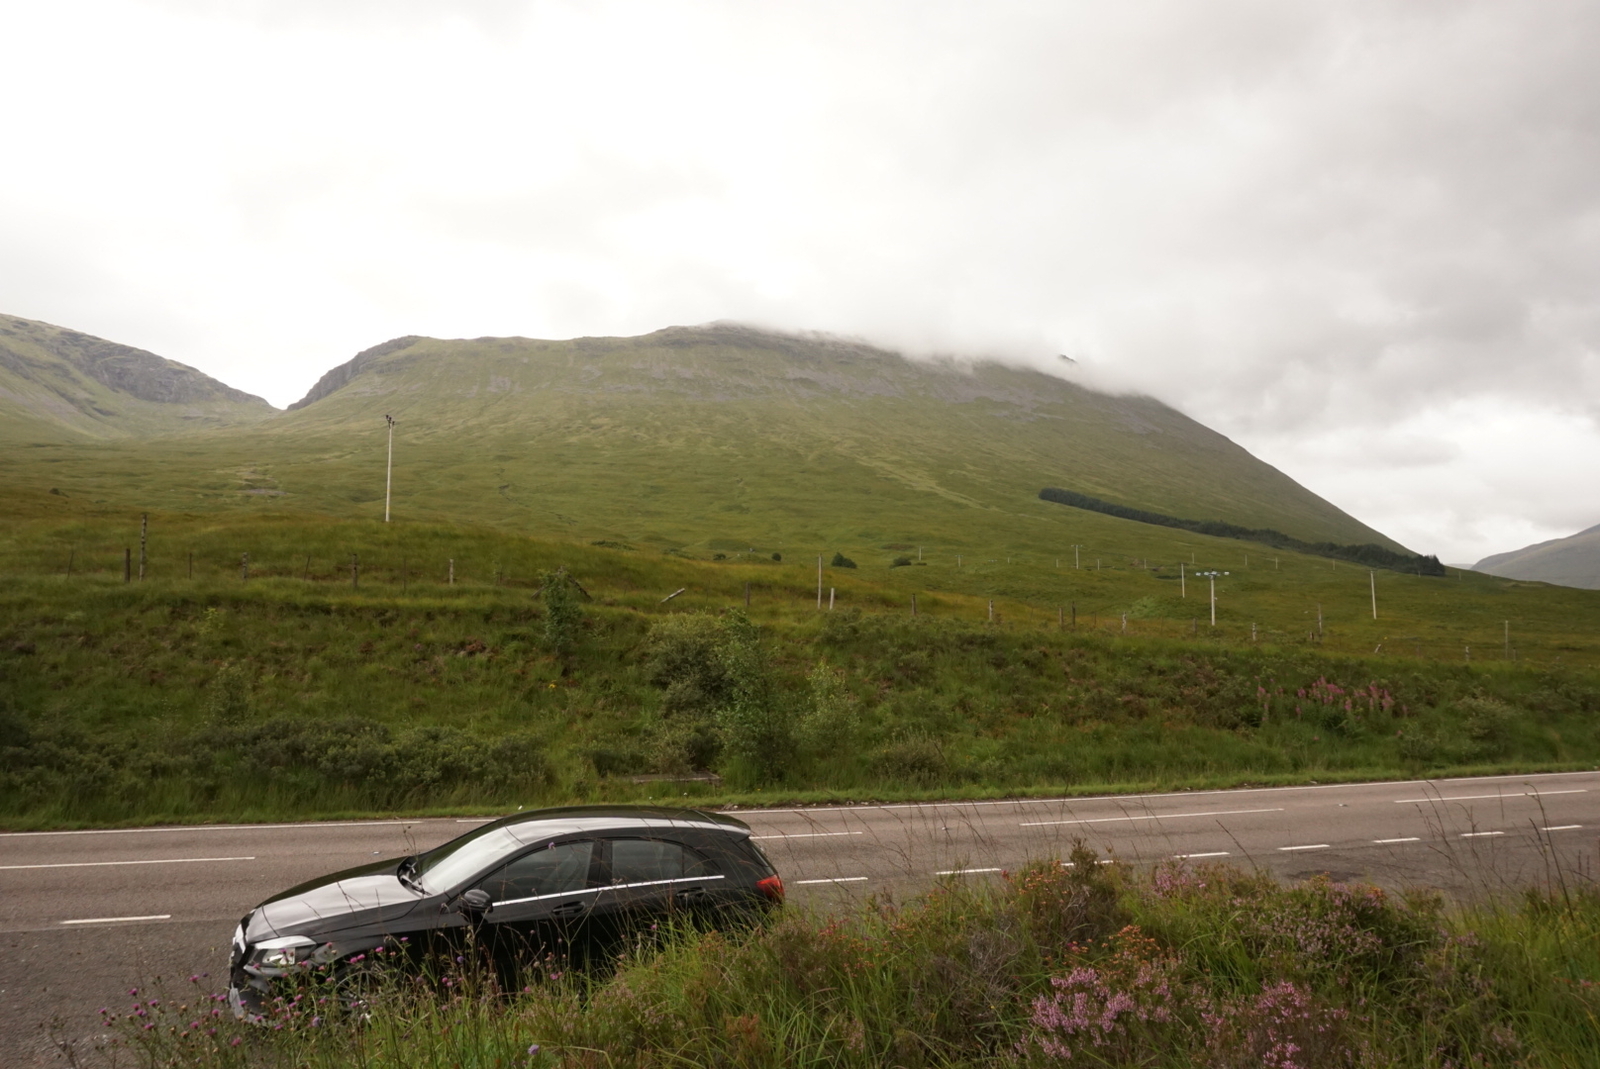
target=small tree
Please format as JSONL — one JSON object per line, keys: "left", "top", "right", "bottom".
{"left": 539, "top": 567, "right": 584, "bottom": 655}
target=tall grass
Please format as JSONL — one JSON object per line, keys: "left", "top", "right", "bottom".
{"left": 104, "top": 852, "right": 1600, "bottom": 1068}
{"left": 6, "top": 515, "right": 1600, "bottom": 827}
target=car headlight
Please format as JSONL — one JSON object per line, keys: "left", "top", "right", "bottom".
{"left": 246, "top": 936, "right": 333, "bottom": 974}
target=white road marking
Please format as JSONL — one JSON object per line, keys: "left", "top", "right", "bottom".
{"left": 1460, "top": 831, "right": 1504, "bottom": 838}
{"left": 935, "top": 867, "right": 1003, "bottom": 875}
{"left": 1542, "top": 825, "right": 1583, "bottom": 832}
{"left": 1174, "top": 852, "right": 1229, "bottom": 859}
{"left": 1020, "top": 807, "right": 1284, "bottom": 828}
{"left": 60, "top": 914, "right": 171, "bottom": 925}
{"left": 1373, "top": 837, "right": 1421, "bottom": 844}
{"left": 751, "top": 831, "right": 865, "bottom": 840}
{"left": 0, "top": 820, "right": 415, "bottom": 839}
{"left": 1278, "top": 844, "right": 1330, "bottom": 852}
{"left": 794, "top": 876, "right": 869, "bottom": 885}
{"left": 746, "top": 770, "right": 1600, "bottom": 817}
{"left": 0, "top": 856, "right": 255, "bottom": 871}
{"left": 1393, "top": 789, "right": 1586, "bottom": 804}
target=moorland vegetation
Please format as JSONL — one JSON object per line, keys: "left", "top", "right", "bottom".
{"left": 109, "top": 851, "right": 1600, "bottom": 1067}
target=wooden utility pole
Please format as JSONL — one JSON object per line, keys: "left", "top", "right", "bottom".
{"left": 448, "top": 559, "right": 455, "bottom": 586}
{"left": 828, "top": 588, "right": 835, "bottom": 611}
{"left": 138, "top": 513, "right": 148, "bottom": 581}
{"left": 1369, "top": 571, "right": 1377, "bottom": 620}
{"left": 1071, "top": 545, "right": 1082, "bottom": 569}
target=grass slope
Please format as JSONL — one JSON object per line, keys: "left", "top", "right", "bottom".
{"left": 4, "top": 492, "right": 1600, "bottom": 828}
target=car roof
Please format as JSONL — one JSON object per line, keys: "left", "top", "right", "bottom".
{"left": 484, "top": 804, "right": 751, "bottom": 841}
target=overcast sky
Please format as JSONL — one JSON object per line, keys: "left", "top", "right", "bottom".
{"left": 4, "top": 1, "right": 1597, "bottom": 564}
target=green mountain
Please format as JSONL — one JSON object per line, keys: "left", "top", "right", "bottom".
{"left": 0, "top": 319, "right": 1413, "bottom": 563}
{"left": 0, "top": 313, "right": 274, "bottom": 441}
{"left": 256, "top": 323, "right": 1403, "bottom": 551}
{"left": 1475, "top": 524, "right": 1600, "bottom": 590}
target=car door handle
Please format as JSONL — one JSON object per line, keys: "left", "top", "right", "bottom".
{"left": 551, "top": 900, "right": 588, "bottom": 917}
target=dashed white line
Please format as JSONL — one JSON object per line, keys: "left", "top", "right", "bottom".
{"left": 0, "top": 820, "right": 415, "bottom": 838}
{"left": 751, "top": 831, "right": 865, "bottom": 840}
{"left": 1460, "top": 831, "right": 1504, "bottom": 838}
{"left": 1373, "top": 837, "right": 1421, "bottom": 844}
{"left": 935, "top": 867, "right": 1003, "bottom": 876}
{"left": 0, "top": 856, "right": 256, "bottom": 871}
{"left": 1393, "top": 789, "right": 1586, "bottom": 804}
{"left": 1542, "top": 825, "right": 1583, "bottom": 832}
{"left": 793, "top": 876, "right": 869, "bottom": 885}
{"left": 61, "top": 914, "right": 172, "bottom": 925}
{"left": 1174, "top": 852, "right": 1230, "bottom": 859}
{"left": 1020, "top": 807, "right": 1284, "bottom": 828}
{"left": 1278, "top": 844, "right": 1330, "bottom": 852}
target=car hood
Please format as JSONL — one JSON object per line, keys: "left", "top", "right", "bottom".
{"left": 247, "top": 858, "right": 426, "bottom": 941}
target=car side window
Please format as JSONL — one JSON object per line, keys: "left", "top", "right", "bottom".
{"left": 607, "top": 838, "right": 716, "bottom": 884}
{"left": 479, "top": 840, "right": 595, "bottom": 903}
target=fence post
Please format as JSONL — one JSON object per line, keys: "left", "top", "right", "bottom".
{"left": 123, "top": 548, "right": 131, "bottom": 583}
{"left": 139, "top": 513, "right": 148, "bottom": 581}
{"left": 240, "top": 553, "right": 249, "bottom": 580}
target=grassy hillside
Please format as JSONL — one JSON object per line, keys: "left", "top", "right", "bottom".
{"left": 4, "top": 492, "right": 1600, "bottom": 829}
{"left": 0, "top": 313, "right": 275, "bottom": 441}
{"left": 8, "top": 319, "right": 1599, "bottom": 829}
{"left": 0, "top": 324, "right": 1408, "bottom": 559}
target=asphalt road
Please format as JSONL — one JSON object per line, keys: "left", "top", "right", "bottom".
{"left": 4, "top": 769, "right": 1598, "bottom": 1066}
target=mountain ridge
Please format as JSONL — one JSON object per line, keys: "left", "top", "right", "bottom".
{"left": 1474, "top": 523, "right": 1600, "bottom": 590}
{"left": 0, "top": 313, "right": 274, "bottom": 440}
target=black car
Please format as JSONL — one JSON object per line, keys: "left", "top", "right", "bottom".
{"left": 228, "top": 805, "right": 782, "bottom": 1017}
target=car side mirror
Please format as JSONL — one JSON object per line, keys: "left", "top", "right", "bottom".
{"left": 456, "top": 889, "right": 493, "bottom": 916}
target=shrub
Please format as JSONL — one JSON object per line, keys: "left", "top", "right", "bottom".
{"left": 891, "top": 555, "right": 912, "bottom": 568}
{"left": 831, "top": 552, "right": 857, "bottom": 569}
{"left": 771, "top": 552, "right": 781, "bottom": 561}
{"left": 538, "top": 567, "right": 584, "bottom": 654}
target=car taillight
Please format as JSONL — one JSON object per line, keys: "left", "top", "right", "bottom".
{"left": 756, "top": 874, "right": 784, "bottom": 903}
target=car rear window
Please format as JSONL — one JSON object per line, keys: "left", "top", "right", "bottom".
{"left": 608, "top": 838, "right": 716, "bottom": 884}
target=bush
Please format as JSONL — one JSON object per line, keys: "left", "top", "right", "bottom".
{"left": 891, "top": 555, "right": 912, "bottom": 568}
{"left": 771, "top": 552, "right": 781, "bottom": 561}
{"left": 538, "top": 567, "right": 584, "bottom": 654}
{"left": 831, "top": 552, "right": 857, "bottom": 569}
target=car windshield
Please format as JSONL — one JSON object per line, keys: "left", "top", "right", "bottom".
{"left": 413, "top": 826, "right": 536, "bottom": 894}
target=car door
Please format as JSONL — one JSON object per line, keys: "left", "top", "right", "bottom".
{"left": 471, "top": 837, "right": 601, "bottom": 972}
{"left": 596, "top": 836, "right": 726, "bottom": 937}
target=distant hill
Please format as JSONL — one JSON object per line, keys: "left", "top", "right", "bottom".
{"left": 0, "top": 313, "right": 274, "bottom": 440}
{"left": 0, "top": 318, "right": 1416, "bottom": 558}
{"left": 257, "top": 323, "right": 1405, "bottom": 551}
{"left": 1475, "top": 524, "right": 1600, "bottom": 590}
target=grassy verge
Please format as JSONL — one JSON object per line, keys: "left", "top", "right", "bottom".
{"left": 6, "top": 579, "right": 1600, "bottom": 829}
{"left": 104, "top": 853, "right": 1600, "bottom": 1067}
